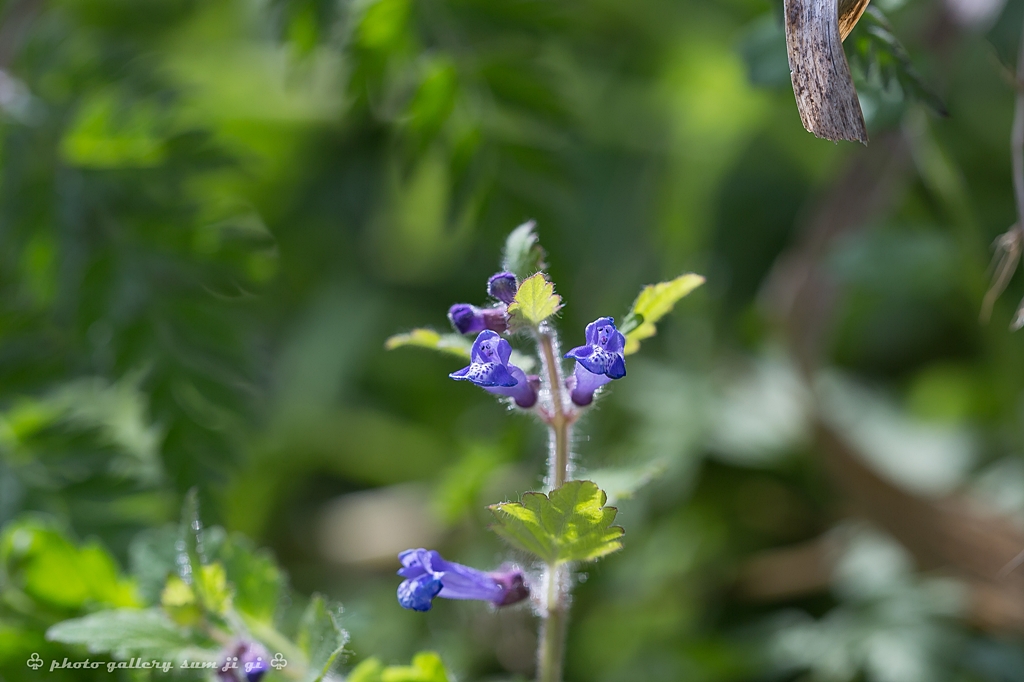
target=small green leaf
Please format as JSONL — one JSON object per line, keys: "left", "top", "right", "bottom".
{"left": 161, "top": 575, "right": 202, "bottom": 626}
{"left": 507, "top": 273, "right": 562, "bottom": 328}
{"left": 46, "top": 609, "right": 197, "bottom": 659}
{"left": 297, "top": 594, "right": 348, "bottom": 682}
{"left": 349, "top": 653, "right": 452, "bottom": 682}
{"left": 196, "top": 562, "right": 232, "bottom": 615}
{"left": 502, "top": 220, "right": 546, "bottom": 279}
{"left": 623, "top": 274, "right": 705, "bottom": 354}
{"left": 349, "top": 658, "right": 386, "bottom": 682}
{"left": 382, "top": 652, "right": 451, "bottom": 682}
{"left": 489, "top": 480, "right": 624, "bottom": 564}
{"left": 384, "top": 329, "right": 472, "bottom": 359}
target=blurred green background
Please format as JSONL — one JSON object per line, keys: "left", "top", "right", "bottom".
{"left": 3, "top": 0, "right": 1024, "bottom": 679}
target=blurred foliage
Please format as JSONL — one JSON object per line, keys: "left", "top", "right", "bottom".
{"left": 0, "top": 0, "right": 1024, "bottom": 679}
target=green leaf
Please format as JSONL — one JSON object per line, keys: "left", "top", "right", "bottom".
{"left": 382, "top": 652, "right": 452, "bottom": 682}
{"left": 507, "top": 273, "right": 562, "bottom": 328}
{"left": 217, "top": 533, "right": 285, "bottom": 624}
{"left": 0, "top": 518, "right": 140, "bottom": 610}
{"left": 489, "top": 480, "right": 624, "bottom": 565}
{"left": 348, "top": 653, "right": 452, "bottom": 682}
{"left": 45, "top": 609, "right": 198, "bottom": 659}
{"left": 349, "top": 659, "right": 386, "bottom": 682}
{"left": 297, "top": 594, "right": 349, "bottom": 682}
{"left": 502, "top": 220, "right": 546, "bottom": 279}
{"left": 623, "top": 274, "right": 705, "bottom": 354}
{"left": 384, "top": 329, "right": 472, "bottom": 359}
{"left": 196, "top": 562, "right": 232, "bottom": 615}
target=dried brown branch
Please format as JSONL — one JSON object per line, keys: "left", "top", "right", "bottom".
{"left": 784, "top": 0, "right": 868, "bottom": 143}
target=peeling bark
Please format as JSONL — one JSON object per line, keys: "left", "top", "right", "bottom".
{"left": 785, "top": 0, "right": 869, "bottom": 143}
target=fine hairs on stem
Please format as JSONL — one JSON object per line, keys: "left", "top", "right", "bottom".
{"left": 534, "top": 324, "right": 575, "bottom": 682}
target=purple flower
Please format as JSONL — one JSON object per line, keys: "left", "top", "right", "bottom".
{"left": 450, "top": 331, "right": 538, "bottom": 407}
{"left": 397, "top": 548, "right": 529, "bottom": 612}
{"left": 448, "top": 304, "right": 507, "bottom": 335}
{"left": 218, "top": 642, "right": 269, "bottom": 682}
{"left": 487, "top": 272, "right": 518, "bottom": 305}
{"left": 564, "top": 317, "right": 626, "bottom": 406}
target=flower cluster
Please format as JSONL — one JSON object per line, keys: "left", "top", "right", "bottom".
{"left": 395, "top": 267, "right": 628, "bottom": 612}
{"left": 445, "top": 271, "right": 626, "bottom": 413}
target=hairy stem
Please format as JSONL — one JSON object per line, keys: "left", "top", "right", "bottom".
{"left": 537, "top": 564, "right": 567, "bottom": 682}
{"left": 537, "top": 330, "right": 571, "bottom": 488}
{"left": 534, "top": 327, "right": 573, "bottom": 682}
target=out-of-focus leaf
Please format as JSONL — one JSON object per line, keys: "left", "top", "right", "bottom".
{"left": 195, "top": 563, "right": 231, "bottom": 615}
{"left": 384, "top": 329, "right": 472, "bottom": 359}
{"left": 507, "top": 273, "right": 561, "bottom": 328}
{"left": 585, "top": 460, "right": 668, "bottom": 505}
{"left": 432, "top": 444, "right": 507, "bottom": 524}
{"left": 349, "top": 653, "right": 452, "bottom": 682}
{"left": 297, "top": 595, "right": 348, "bottom": 682}
{"left": 489, "top": 480, "right": 624, "bottom": 564}
{"left": 217, "top": 534, "right": 285, "bottom": 625}
{"left": 160, "top": 575, "right": 202, "bottom": 626}
{"left": 847, "top": 7, "right": 948, "bottom": 118}
{"left": 502, "top": 220, "right": 546, "bottom": 279}
{"left": 738, "top": 13, "right": 791, "bottom": 89}
{"left": 45, "top": 609, "right": 199, "bottom": 659}
{"left": 60, "top": 90, "right": 167, "bottom": 168}
{"left": 623, "top": 274, "right": 705, "bottom": 354}
{"left": 0, "top": 519, "right": 140, "bottom": 610}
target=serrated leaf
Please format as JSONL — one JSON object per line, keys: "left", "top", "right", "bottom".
{"left": 489, "top": 480, "right": 623, "bottom": 564}
{"left": 297, "top": 594, "right": 348, "bottom": 682}
{"left": 507, "top": 273, "right": 561, "bottom": 328}
{"left": 384, "top": 329, "right": 472, "bottom": 359}
{"left": 502, "top": 220, "right": 546, "bottom": 279}
{"left": 46, "top": 609, "right": 197, "bottom": 659}
{"left": 623, "top": 274, "right": 704, "bottom": 354}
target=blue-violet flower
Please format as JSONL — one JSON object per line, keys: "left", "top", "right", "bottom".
{"left": 564, "top": 317, "right": 626, "bottom": 406}
{"left": 487, "top": 272, "right": 519, "bottom": 305}
{"left": 218, "top": 642, "right": 269, "bottom": 682}
{"left": 450, "top": 331, "right": 538, "bottom": 407}
{"left": 397, "top": 548, "right": 529, "bottom": 612}
{"left": 448, "top": 303, "right": 507, "bottom": 335}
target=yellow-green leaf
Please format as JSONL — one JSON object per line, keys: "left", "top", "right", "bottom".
{"left": 507, "top": 273, "right": 561, "bottom": 327}
{"left": 489, "top": 480, "right": 623, "bottom": 564}
{"left": 349, "top": 653, "right": 451, "bottom": 682}
{"left": 623, "top": 273, "right": 705, "bottom": 354}
{"left": 384, "top": 329, "right": 471, "bottom": 359}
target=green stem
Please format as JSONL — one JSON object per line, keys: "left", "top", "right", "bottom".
{"left": 537, "top": 563, "right": 567, "bottom": 682}
{"left": 534, "top": 328, "right": 573, "bottom": 682}
{"left": 537, "top": 330, "right": 572, "bottom": 488}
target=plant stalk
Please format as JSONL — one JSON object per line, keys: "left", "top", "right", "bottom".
{"left": 534, "top": 327, "right": 573, "bottom": 682}
{"left": 537, "top": 563, "right": 567, "bottom": 682}
{"left": 537, "top": 330, "right": 571, "bottom": 488}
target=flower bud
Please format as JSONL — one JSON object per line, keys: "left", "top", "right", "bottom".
{"left": 487, "top": 272, "right": 519, "bottom": 305}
